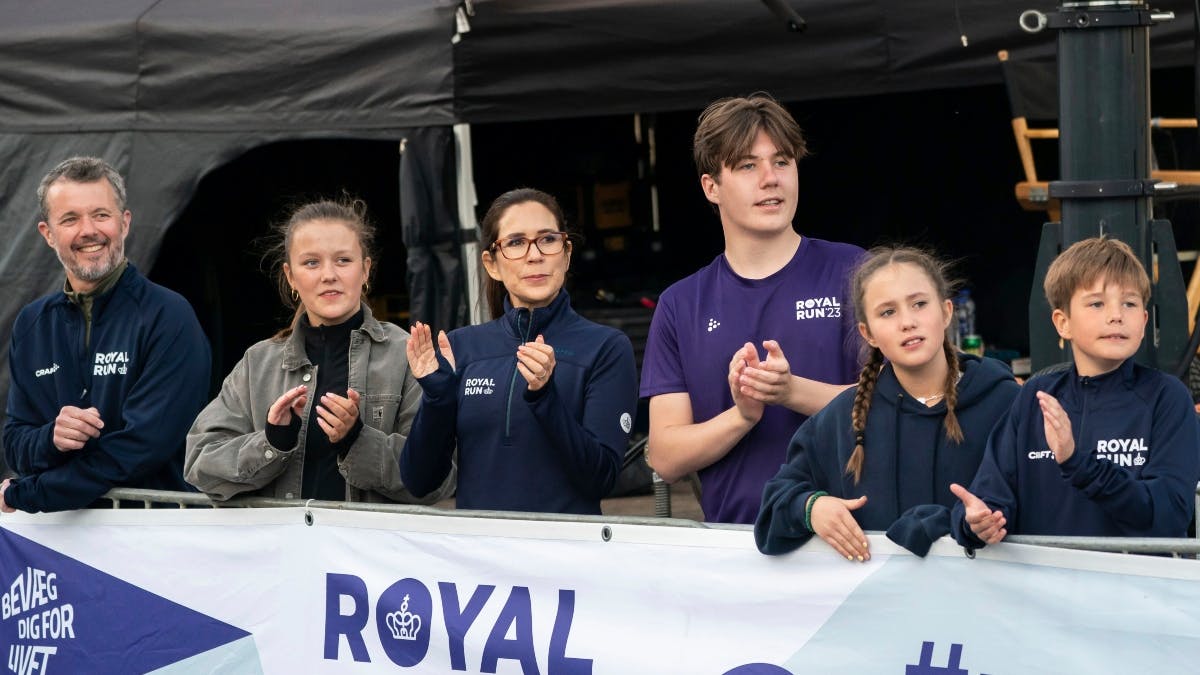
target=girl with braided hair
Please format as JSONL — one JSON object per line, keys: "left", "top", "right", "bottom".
{"left": 754, "top": 246, "right": 1019, "bottom": 559}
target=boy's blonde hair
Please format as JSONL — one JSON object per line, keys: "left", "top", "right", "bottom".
{"left": 1043, "top": 236, "right": 1150, "bottom": 313}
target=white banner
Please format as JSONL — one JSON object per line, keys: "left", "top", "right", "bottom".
{"left": 2, "top": 507, "right": 1199, "bottom": 674}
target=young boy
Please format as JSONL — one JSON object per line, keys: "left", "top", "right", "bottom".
{"left": 640, "top": 94, "right": 863, "bottom": 524}
{"left": 951, "top": 237, "right": 1200, "bottom": 546}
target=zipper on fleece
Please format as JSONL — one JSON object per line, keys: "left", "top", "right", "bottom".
{"left": 72, "top": 307, "right": 90, "bottom": 403}
{"left": 505, "top": 308, "right": 535, "bottom": 437}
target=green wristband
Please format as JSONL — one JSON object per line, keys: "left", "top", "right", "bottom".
{"left": 804, "top": 490, "right": 829, "bottom": 532}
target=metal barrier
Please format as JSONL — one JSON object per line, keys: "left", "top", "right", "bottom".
{"left": 100, "top": 487, "right": 1200, "bottom": 556}
{"left": 100, "top": 487, "right": 713, "bottom": 529}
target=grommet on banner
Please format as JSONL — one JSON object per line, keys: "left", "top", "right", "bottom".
{"left": 304, "top": 499, "right": 314, "bottom": 526}
{"left": 963, "top": 546, "right": 976, "bottom": 560}
{"left": 600, "top": 526, "right": 612, "bottom": 542}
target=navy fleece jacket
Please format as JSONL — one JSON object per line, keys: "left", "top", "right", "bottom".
{"left": 3, "top": 265, "right": 210, "bottom": 512}
{"left": 756, "top": 354, "right": 1019, "bottom": 556}
{"left": 951, "top": 358, "right": 1200, "bottom": 547}
{"left": 400, "top": 291, "right": 637, "bottom": 514}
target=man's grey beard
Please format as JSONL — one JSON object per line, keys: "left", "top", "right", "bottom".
{"left": 59, "top": 237, "right": 124, "bottom": 283}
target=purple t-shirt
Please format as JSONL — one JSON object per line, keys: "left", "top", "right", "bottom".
{"left": 641, "top": 237, "right": 864, "bottom": 523}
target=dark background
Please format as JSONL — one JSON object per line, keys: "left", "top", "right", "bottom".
{"left": 151, "top": 70, "right": 1200, "bottom": 390}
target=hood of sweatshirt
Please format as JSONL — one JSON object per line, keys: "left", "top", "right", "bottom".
{"left": 872, "top": 352, "right": 1015, "bottom": 416}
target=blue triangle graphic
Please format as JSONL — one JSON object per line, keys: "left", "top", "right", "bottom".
{"left": 1, "top": 528, "right": 259, "bottom": 674}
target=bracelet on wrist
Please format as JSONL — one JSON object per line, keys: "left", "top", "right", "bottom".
{"left": 804, "top": 490, "right": 829, "bottom": 532}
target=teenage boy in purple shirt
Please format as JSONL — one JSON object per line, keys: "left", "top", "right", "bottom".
{"left": 641, "top": 94, "right": 863, "bottom": 524}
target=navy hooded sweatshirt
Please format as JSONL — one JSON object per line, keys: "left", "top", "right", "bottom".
{"left": 756, "top": 354, "right": 1019, "bottom": 556}
{"left": 951, "top": 358, "right": 1200, "bottom": 548}
{"left": 400, "top": 290, "right": 638, "bottom": 514}
{"left": 3, "top": 264, "right": 210, "bottom": 512}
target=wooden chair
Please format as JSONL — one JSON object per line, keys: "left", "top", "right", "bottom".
{"left": 998, "top": 50, "right": 1063, "bottom": 221}
{"left": 998, "top": 50, "right": 1200, "bottom": 223}
{"left": 999, "top": 50, "right": 1200, "bottom": 333}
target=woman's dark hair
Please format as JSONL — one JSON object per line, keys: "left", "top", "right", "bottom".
{"left": 845, "top": 246, "right": 962, "bottom": 484}
{"left": 267, "top": 198, "right": 376, "bottom": 339}
{"left": 478, "top": 188, "right": 570, "bottom": 319}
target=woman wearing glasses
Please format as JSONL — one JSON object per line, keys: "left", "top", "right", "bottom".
{"left": 400, "top": 188, "right": 638, "bottom": 514}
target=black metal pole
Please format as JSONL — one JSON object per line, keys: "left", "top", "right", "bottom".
{"left": 1029, "top": 1, "right": 1189, "bottom": 374}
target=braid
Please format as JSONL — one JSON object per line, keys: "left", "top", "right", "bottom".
{"left": 942, "top": 341, "right": 964, "bottom": 443}
{"left": 846, "top": 347, "right": 883, "bottom": 484}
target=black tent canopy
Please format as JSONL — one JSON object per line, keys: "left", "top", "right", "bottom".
{"left": 0, "top": 0, "right": 1196, "bottom": 457}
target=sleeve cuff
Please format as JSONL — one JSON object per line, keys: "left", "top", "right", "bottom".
{"left": 1059, "top": 445, "right": 1090, "bottom": 484}
{"left": 417, "top": 354, "right": 458, "bottom": 404}
{"left": 886, "top": 504, "right": 951, "bottom": 557}
{"left": 3, "top": 478, "right": 29, "bottom": 513}
{"left": 522, "top": 379, "right": 552, "bottom": 403}
{"left": 266, "top": 416, "right": 301, "bottom": 451}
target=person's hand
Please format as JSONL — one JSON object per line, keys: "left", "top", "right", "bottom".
{"left": 950, "top": 483, "right": 1007, "bottom": 545}
{"left": 810, "top": 495, "right": 870, "bottom": 561}
{"left": 738, "top": 340, "right": 794, "bottom": 406}
{"left": 436, "top": 330, "right": 455, "bottom": 371}
{"left": 517, "top": 335, "right": 556, "bottom": 392}
{"left": 408, "top": 322, "right": 455, "bottom": 377}
{"left": 1037, "top": 391, "right": 1075, "bottom": 464}
{"left": 407, "top": 322, "right": 437, "bottom": 377}
{"left": 317, "top": 388, "right": 361, "bottom": 443}
{"left": 51, "top": 406, "right": 104, "bottom": 451}
{"left": 0, "top": 479, "right": 14, "bottom": 513}
{"left": 267, "top": 385, "right": 308, "bottom": 426}
{"left": 728, "top": 343, "right": 765, "bottom": 424}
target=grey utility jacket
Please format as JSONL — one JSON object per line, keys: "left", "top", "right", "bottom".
{"left": 185, "top": 303, "right": 454, "bottom": 503}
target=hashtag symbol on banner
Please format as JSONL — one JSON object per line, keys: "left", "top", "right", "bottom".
{"left": 905, "top": 641, "right": 970, "bottom": 675}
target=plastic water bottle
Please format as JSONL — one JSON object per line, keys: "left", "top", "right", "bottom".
{"left": 954, "top": 290, "right": 976, "bottom": 346}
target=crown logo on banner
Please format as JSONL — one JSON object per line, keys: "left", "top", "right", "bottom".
{"left": 386, "top": 594, "right": 423, "bottom": 641}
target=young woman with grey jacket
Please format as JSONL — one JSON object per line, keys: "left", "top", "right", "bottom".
{"left": 185, "top": 200, "right": 454, "bottom": 503}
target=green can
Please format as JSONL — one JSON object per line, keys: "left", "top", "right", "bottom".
{"left": 962, "top": 334, "right": 983, "bottom": 356}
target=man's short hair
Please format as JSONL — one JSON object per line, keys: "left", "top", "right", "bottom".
{"left": 37, "top": 157, "right": 127, "bottom": 222}
{"left": 1043, "top": 236, "right": 1151, "bottom": 312}
{"left": 693, "top": 93, "right": 808, "bottom": 182}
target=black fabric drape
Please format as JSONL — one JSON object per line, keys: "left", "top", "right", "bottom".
{"left": 400, "top": 126, "right": 468, "bottom": 332}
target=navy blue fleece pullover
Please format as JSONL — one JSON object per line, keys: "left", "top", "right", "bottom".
{"left": 951, "top": 358, "right": 1199, "bottom": 547}
{"left": 4, "top": 265, "right": 210, "bottom": 512}
{"left": 400, "top": 291, "right": 637, "bottom": 514}
{"left": 756, "top": 354, "right": 1019, "bottom": 556}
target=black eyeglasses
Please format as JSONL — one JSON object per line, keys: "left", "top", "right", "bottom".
{"left": 489, "top": 231, "right": 569, "bottom": 260}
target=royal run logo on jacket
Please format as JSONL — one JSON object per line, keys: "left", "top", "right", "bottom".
{"left": 463, "top": 377, "right": 496, "bottom": 397}
{"left": 91, "top": 351, "right": 131, "bottom": 377}
{"left": 1027, "top": 437, "right": 1148, "bottom": 467}
{"left": 1094, "top": 437, "right": 1148, "bottom": 467}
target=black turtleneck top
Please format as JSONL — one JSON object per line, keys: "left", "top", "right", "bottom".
{"left": 266, "top": 309, "right": 365, "bottom": 500}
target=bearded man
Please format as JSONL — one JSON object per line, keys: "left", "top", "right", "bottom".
{"left": 1, "top": 157, "right": 210, "bottom": 513}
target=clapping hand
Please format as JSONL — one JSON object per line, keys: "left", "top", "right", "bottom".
{"left": 728, "top": 343, "right": 765, "bottom": 423}
{"left": 267, "top": 385, "right": 308, "bottom": 426}
{"left": 1037, "top": 391, "right": 1075, "bottom": 464}
{"left": 950, "top": 483, "right": 1007, "bottom": 545}
{"left": 408, "top": 321, "right": 455, "bottom": 377}
{"left": 517, "top": 335, "right": 556, "bottom": 392}
{"left": 738, "top": 340, "right": 795, "bottom": 406}
{"left": 316, "top": 388, "right": 361, "bottom": 443}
